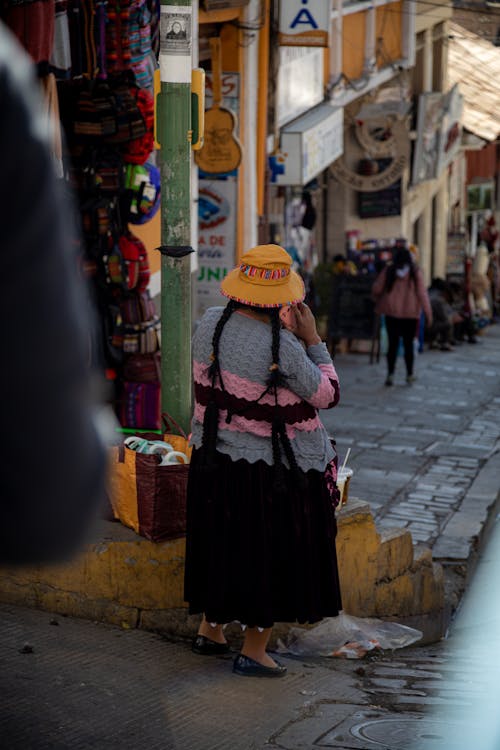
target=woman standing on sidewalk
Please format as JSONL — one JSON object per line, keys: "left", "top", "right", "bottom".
{"left": 184, "top": 245, "right": 343, "bottom": 678}
{"left": 372, "top": 247, "right": 432, "bottom": 386}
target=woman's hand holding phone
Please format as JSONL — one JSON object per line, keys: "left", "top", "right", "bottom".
{"left": 279, "top": 304, "right": 297, "bottom": 332}
{"left": 280, "top": 303, "right": 321, "bottom": 347}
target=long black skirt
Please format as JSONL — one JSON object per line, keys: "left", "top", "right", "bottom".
{"left": 184, "top": 448, "right": 342, "bottom": 629}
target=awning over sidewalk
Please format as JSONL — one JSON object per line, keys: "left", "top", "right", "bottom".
{"left": 448, "top": 22, "right": 500, "bottom": 142}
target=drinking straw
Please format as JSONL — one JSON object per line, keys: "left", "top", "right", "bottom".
{"left": 340, "top": 447, "right": 351, "bottom": 474}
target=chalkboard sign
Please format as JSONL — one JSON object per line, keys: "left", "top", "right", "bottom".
{"left": 358, "top": 159, "right": 401, "bottom": 219}
{"left": 330, "top": 275, "right": 377, "bottom": 341}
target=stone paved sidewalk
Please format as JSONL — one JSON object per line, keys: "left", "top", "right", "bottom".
{"left": 321, "top": 324, "right": 500, "bottom": 557}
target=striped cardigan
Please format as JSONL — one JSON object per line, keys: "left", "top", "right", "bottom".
{"left": 190, "top": 307, "right": 340, "bottom": 473}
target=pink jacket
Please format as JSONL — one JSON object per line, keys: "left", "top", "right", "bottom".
{"left": 372, "top": 266, "right": 433, "bottom": 323}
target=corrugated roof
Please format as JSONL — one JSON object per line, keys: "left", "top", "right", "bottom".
{"left": 448, "top": 22, "right": 500, "bottom": 141}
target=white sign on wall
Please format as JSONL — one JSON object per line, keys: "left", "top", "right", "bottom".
{"left": 412, "top": 85, "right": 463, "bottom": 185}
{"left": 195, "top": 179, "right": 237, "bottom": 320}
{"left": 279, "top": 0, "right": 331, "bottom": 47}
{"left": 436, "top": 84, "right": 463, "bottom": 175}
{"left": 275, "top": 104, "right": 344, "bottom": 185}
{"left": 277, "top": 47, "right": 324, "bottom": 127}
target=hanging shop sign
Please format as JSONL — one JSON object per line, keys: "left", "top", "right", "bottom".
{"left": 277, "top": 47, "right": 324, "bottom": 127}
{"left": 436, "top": 84, "right": 463, "bottom": 175}
{"left": 412, "top": 93, "right": 442, "bottom": 183}
{"left": 279, "top": 0, "right": 331, "bottom": 47}
{"left": 196, "top": 179, "right": 237, "bottom": 319}
{"left": 412, "top": 85, "right": 463, "bottom": 185}
{"left": 272, "top": 104, "right": 343, "bottom": 185}
{"left": 330, "top": 115, "right": 409, "bottom": 192}
{"left": 197, "top": 70, "right": 240, "bottom": 178}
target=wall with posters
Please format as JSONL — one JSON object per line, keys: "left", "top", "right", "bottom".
{"left": 195, "top": 178, "right": 237, "bottom": 319}
{"left": 195, "top": 71, "right": 240, "bottom": 321}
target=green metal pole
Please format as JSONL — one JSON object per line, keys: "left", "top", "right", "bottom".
{"left": 157, "top": 0, "right": 193, "bottom": 434}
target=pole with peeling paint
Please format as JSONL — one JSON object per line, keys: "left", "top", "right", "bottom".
{"left": 157, "top": 0, "right": 193, "bottom": 434}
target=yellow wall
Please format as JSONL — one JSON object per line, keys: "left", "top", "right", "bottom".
{"left": 342, "top": 12, "right": 366, "bottom": 80}
{"left": 376, "top": 3, "right": 402, "bottom": 68}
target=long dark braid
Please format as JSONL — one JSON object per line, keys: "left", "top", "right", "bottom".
{"left": 199, "top": 300, "right": 240, "bottom": 469}
{"left": 208, "top": 299, "right": 240, "bottom": 383}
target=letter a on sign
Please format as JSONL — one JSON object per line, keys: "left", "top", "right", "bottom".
{"left": 279, "top": 1, "right": 330, "bottom": 47}
{"left": 291, "top": 9, "right": 319, "bottom": 29}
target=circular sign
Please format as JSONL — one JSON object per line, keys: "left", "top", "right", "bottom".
{"left": 330, "top": 116, "right": 410, "bottom": 192}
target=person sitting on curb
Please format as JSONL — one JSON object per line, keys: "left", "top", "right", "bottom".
{"left": 427, "top": 278, "right": 465, "bottom": 351}
{"left": 447, "top": 280, "right": 479, "bottom": 344}
{"left": 427, "top": 279, "right": 455, "bottom": 350}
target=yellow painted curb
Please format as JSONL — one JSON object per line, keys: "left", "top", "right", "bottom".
{"left": 0, "top": 499, "right": 444, "bottom": 633}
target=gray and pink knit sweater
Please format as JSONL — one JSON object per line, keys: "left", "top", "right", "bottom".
{"left": 190, "top": 307, "right": 340, "bottom": 473}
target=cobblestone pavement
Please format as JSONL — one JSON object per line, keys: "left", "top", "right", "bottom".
{"left": 321, "top": 325, "right": 500, "bottom": 553}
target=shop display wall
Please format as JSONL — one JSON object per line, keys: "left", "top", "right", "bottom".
{"left": 1, "top": 0, "right": 162, "bottom": 430}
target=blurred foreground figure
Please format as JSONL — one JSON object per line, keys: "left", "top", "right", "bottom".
{"left": 0, "top": 22, "right": 106, "bottom": 564}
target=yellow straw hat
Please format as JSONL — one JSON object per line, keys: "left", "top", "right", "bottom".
{"left": 220, "top": 244, "right": 305, "bottom": 308}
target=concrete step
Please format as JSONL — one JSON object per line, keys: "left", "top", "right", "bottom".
{"left": 0, "top": 497, "right": 446, "bottom": 643}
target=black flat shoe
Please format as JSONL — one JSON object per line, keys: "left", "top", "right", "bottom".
{"left": 192, "top": 635, "right": 230, "bottom": 655}
{"left": 233, "top": 653, "right": 287, "bottom": 678}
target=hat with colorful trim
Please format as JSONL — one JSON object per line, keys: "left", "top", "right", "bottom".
{"left": 220, "top": 244, "right": 305, "bottom": 308}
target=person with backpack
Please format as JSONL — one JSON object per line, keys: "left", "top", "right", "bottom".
{"left": 372, "top": 247, "right": 432, "bottom": 386}
{"left": 184, "top": 245, "right": 343, "bottom": 678}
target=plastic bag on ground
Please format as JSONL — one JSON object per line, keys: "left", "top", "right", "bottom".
{"left": 277, "top": 611, "right": 422, "bottom": 659}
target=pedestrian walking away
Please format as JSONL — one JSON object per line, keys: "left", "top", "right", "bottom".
{"left": 372, "top": 247, "right": 433, "bottom": 386}
{"left": 184, "top": 244, "right": 343, "bottom": 678}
